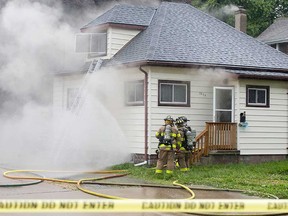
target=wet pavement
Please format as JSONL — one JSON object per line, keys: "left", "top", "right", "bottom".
{"left": 0, "top": 166, "right": 265, "bottom": 216}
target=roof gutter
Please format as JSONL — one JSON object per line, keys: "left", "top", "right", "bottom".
{"left": 146, "top": 60, "right": 288, "bottom": 72}
{"left": 262, "top": 38, "right": 288, "bottom": 45}
{"left": 114, "top": 60, "right": 288, "bottom": 73}
{"left": 233, "top": 74, "right": 288, "bottom": 81}
{"left": 138, "top": 65, "right": 149, "bottom": 165}
{"left": 81, "top": 23, "right": 148, "bottom": 33}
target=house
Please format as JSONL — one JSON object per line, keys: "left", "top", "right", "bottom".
{"left": 53, "top": 2, "right": 288, "bottom": 165}
{"left": 257, "top": 17, "right": 288, "bottom": 55}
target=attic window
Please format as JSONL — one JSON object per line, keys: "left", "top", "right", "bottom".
{"left": 158, "top": 80, "right": 190, "bottom": 107}
{"left": 125, "top": 80, "right": 144, "bottom": 106}
{"left": 75, "top": 33, "right": 107, "bottom": 56}
{"left": 278, "top": 42, "right": 288, "bottom": 54}
{"left": 246, "top": 85, "right": 270, "bottom": 107}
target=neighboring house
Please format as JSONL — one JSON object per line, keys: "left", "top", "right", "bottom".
{"left": 257, "top": 17, "right": 288, "bottom": 55}
{"left": 54, "top": 2, "right": 288, "bottom": 165}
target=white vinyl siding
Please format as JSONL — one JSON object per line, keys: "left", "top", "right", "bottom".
{"left": 238, "top": 79, "right": 288, "bottom": 155}
{"left": 114, "top": 68, "right": 145, "bottom": 154}
{"left": 106, "top": 27, "right": 141, "bottom": 58}
{"left": 149, "top": 67, "right": 230, "bottom": 154}
{"left": 53, "top": 77, "right": 64, "bottom": 115}
{"left": 53, "top": 66, "right": 288, "bottom": 158}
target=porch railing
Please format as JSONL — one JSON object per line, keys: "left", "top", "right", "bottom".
{"left": 190, "top": 122, "right": 237, "bottom": 164}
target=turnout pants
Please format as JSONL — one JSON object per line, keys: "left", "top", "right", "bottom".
{"left": 176, "top": 150, "right": 188, "bottom": 171}
{"left": 155, "top": 146, "right": 175, "bottom": 174}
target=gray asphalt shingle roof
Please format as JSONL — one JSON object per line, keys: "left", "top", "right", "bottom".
{"left": 103, "top": 2, "right": 288, "bottom": 72}
{"left": 81, "top": 4, "right": 156, "bottom": 30}
{"left": 257, "top": 17, "right": 288, "bottom": 44}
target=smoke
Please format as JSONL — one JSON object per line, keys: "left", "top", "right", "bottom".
{"left": 221, "top": 4, "right": 239, "bottom": 15}
{"left": 0, "top": 0, "right": 130, "bottom": 170}
{"left": 52, "top": 68, "right": 130, "bottom": 170}
{"left": 202, "top": 4, "right": 239, "bottom": 21}
{"left": 0, "top": 0, "right": 73, "bottom": 105}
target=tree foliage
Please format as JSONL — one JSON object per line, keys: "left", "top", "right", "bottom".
{"left": 191, "top": 0, "right": 288, "bottom": 37}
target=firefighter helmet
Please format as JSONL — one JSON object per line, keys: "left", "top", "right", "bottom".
{"left": 164, "top": 115, "right": 174, "bottom": 122}
{"left": 175, "top": 118, "right": 184, "bottom": 125}
{"left": 180, "top": 116, "right": 190, "bottom": 122}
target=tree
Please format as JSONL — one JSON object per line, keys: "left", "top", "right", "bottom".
{"left": 191, "top": 0, "right": 288, "bottom": 37}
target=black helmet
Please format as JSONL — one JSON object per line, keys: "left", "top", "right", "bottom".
{"left": 180, "top": 116, "right": 190, "bottom": 122}
{"left": 175, "top": 118, "right": 184, "bottom": 125}
{"left": 164, "top": 115, "right": 174, "bottom": 121}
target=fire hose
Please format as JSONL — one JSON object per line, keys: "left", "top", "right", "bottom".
{"left": 2, "top": 169, "right": 195, "bottom": 200}
{"left": 1, "top": 169, "right": 281, "bottom": 216}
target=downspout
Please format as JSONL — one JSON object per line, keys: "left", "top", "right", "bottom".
{"left": 134, "top": 65, "right": 149, "bottom": 166}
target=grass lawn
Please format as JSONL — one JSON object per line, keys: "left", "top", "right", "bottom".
{"left": 112, "top": 160, "right": 288, "bottom": 199}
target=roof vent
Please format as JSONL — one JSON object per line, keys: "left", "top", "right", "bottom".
{"left": 235, "top": 6, "right": 247, "bottom": 33}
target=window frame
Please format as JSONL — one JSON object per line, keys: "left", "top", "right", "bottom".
{"left": 125, "top": 80, "right": 144, "bottom": 106}
{"left": 67, "top": 87, "right": 82, "bottom": 111}
{"left": 246, "top": 85, "right": 270, "bottom": 108}
{"left": 75, "top": 32, "right": 107, "bottom": 57}
{"left": 158, "top": 80, "right": 190, "bottom": 107}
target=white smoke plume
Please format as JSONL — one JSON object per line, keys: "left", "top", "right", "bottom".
{"left": 201, "top": 4, "right": 240, "bottom": 21}
{"left": 0, "top": 0, "right": 130, "bottom": 170}
{"left": 221, "top": 4, "right": 239, "bottom": 15}
{"left": 0, "top": 0, "right": 77, "bottom": 105}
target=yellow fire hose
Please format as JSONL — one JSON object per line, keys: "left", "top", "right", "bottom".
{"left": 3, "top": 169, "right": 195, "bottom": 200}
{"left": 2, "top": 169, "right": 283, "bottom": 216}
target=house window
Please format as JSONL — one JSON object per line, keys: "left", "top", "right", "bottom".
{"left": 67, "top": 88, "right": 82, "bottom": 110}
{"left": 75, "top": 32, "right": 107, "bottom": 57}
{"left": 278, "top": 42, "right": 288, "bottom": 55}
{"left": 158, "top": 80, "right": 190, "bottom": 106}
{"left": 125, "top": 80, "right": 144, "bottom": 106}
{"left": 246, "top": 85, "right": 270, "bottom": 107}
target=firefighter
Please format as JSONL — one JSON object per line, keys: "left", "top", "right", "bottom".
{"left": 155, "top": 115, "right": 179, "bottom": 175}
{"left": 180, "top": 116, "right": 192, "bottom": 131}
{"left": 175, "top": 118, "right": 189, "bottom": 171}
{"left": 179, "top": 116, "right": 196, "bottom": 167}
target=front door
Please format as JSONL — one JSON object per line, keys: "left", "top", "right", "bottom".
{"left": 213, "top": 87, "right": 234, "bottom": 122}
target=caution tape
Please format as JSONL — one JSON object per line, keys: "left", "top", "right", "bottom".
{"left": 0, "top": 199, "right": 287, "bottom": 213}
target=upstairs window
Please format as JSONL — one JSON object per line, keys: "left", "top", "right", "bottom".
{"left": 75, "top": 33, "right": 107, "bottom": 56}
{"left": 278, "top": 42, "right": 288, "bottom": 54}
{"left": 158, "top": 80, "right": 190, "bottom": 107}
{"left": 246, "top": 85, "right": 270, "bottom": 107}
{"left": 125, "top": 80, "right": 144, "bottom": 106}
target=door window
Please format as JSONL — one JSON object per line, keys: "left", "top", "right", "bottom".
{"left": 213, "top": 87, "right": 234, "bottom": 122}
